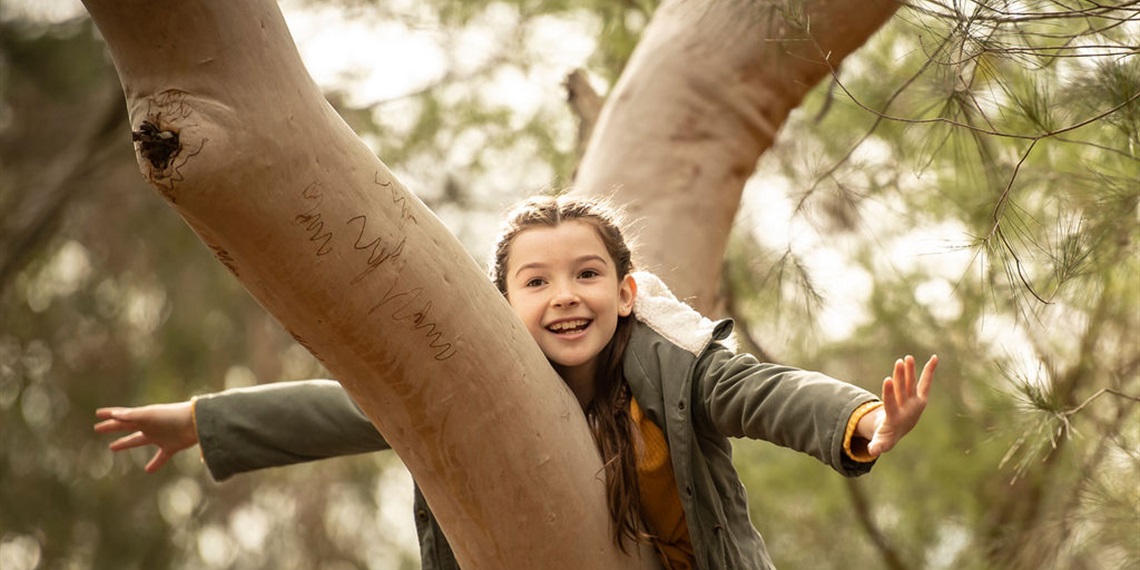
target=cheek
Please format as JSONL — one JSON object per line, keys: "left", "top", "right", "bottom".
{"left": 504, "top": 290, "right": 522, "bottom": 314}
{"left": 508, "top": 298, "right": 540, "bottom": 325}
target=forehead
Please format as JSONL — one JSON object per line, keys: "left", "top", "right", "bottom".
{"left": 507, "top": 220, "right": 612, "bottom": 269}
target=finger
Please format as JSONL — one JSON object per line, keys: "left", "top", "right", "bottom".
{"left": 891, "top": 359, "right": 906, "bottom": 405}
{"left": 104, "top": 408, "right": 135, "bottom": 421}
{"left": 109, "top": 432, "right": 150, "bottom": 451}
{"left": 904, "top": 355, "right": 918, "bottom": 398}
{"left": 866, "top": 438, "right": 880, "bottom": 457}
{"left": 145, "top": 450, "right": 170, "bottom": 473}
{"left": 881, "top": 377, "right": 899, "bottom": 418}
{"left": 868, "top": 429, "right": 896, "bottom": 456}
{"left": 868, "top": 435, "right": 892, "bottom": 457}
{"left": 93, "top": 419, "right": 134, "bottom": 433}
{"left": 918, "top": 354, "right": 939, "bottom": 399}
{"left": 95, "top": 408, "right": 122, "bottom": 420}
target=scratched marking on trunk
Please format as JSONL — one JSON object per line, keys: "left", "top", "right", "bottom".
{"left": 348, "top": 215, "right": 406, "bottom": 284}
{"left": 375, "top": 173, "right": 418, "bottom": 225}
{"left": 296, "top": 182, "right": 333, "bottom": 255}
{"left": 208, "top": 244, "right": 240, "bottom": 277}
{"left": 370, "top": 277, "right": 456, "bottom": 361}
{"left": 294, "top": 177, "right": 457, "bottom": 360}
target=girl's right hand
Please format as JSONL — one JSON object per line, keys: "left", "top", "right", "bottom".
{"left": 94, "top": 402, "right": 198, "bottom": 473}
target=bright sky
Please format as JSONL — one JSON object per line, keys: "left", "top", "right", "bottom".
{"left": 282, "top": 1, "right": 597, "bottom": 110}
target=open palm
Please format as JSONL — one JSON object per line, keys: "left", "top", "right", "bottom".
{"left": 94, "top": 402, "right": 197, "bottom": 473}
{"left": 866, "top": 354, "right": 938, "bottom": 457}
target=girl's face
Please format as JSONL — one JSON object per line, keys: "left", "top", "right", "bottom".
{"left": 504, "top": 221, "right": 636, "bottom": 388}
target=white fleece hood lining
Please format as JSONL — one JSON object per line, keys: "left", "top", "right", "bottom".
{"left": 630, "top": 271, "right": 736, "bottom": 356}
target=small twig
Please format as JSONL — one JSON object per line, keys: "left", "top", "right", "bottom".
{"left": 987, "top": 139, "right": 1052, "bottom": 303}
{"left": 719, "top": 265, "right": 774, "bottom": 363}
{"left": 830, "top": 80, "right": 1140, "bottom": 143}
{"left": 1064, "top": 388, "right": 1140, "bottom": 417}
{"left": 845, "top": 479, "right": 911, "bottom": 570}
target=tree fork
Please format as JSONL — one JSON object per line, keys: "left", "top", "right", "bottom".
{"left": 80, "top": 0, "right": 646, "bottom": 567}
{"left": 573, "top": 0, "right": 900, "bottom": 316}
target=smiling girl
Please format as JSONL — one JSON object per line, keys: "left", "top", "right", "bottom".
{"left": 97, "top": 195, "right": 938, "bottom": 570}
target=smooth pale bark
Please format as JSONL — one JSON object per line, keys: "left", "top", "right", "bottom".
{"left": 80, "top": 1, "right": 643, "bottom": 568}
{"left": 573, "top": 0, "right": 900, "bottom": 315}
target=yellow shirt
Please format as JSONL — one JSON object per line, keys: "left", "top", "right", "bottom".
{"left": 631, "top": 396, "right": 695, "bottom": 569}
{"left": 629, "top": 397, "right": 883, "bottom": 569}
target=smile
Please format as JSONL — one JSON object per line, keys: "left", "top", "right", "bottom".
{"left": 547, "top": 319, "right": 591, "bottom": 334}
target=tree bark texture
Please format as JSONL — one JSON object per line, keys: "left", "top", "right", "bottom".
{"left": 80, "top": 1, "right": 640, "bottom": 567}
{"left": 573, "top": 0, "right": 900, "bottom": 316}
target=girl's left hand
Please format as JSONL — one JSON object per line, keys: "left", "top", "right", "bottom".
{"left": 861, "top": 354, "right": 938, "bottom": 457}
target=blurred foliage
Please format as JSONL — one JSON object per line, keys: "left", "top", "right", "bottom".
{"left": 1, "top": 0, "right": 1137, "bottom": 569}
{"left": 725, "top": 1, "right": 1139, "bottom": 568}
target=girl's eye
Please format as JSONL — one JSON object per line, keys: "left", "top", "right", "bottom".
{"left": 525, "top": 278, "right": 545, "bottom": 288}
{"left": 579, "top": 269, "right": 600, "bottom": 279}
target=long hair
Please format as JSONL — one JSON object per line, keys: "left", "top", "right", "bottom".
{"left": 489, "top": 195, "right": 646, "bottom": 552}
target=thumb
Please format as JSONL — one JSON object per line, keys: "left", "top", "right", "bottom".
{"left": 867, "top": 433, "right": 896, "bottom": 457}
{"left": 866, "top": 438, "right": 882, "bottom": 458}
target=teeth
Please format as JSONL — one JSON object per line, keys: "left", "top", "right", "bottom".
{"left": 549, "top": 319, "right": 589, "bottom": 332}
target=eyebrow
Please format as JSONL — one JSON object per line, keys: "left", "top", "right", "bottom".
{"left": 513, "top": 254, "right": 610, "bottom": 278}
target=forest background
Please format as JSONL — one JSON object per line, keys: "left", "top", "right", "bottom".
{"left": 1, "top": 0, "right": 1137, "bottom": 569}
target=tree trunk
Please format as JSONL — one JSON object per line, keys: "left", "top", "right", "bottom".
{"left": 79, "top": 1, "right": 640, "bottom": 568}
{"left": 573, "top": 0, "right": 900, "bottom": 316}
{"left": 82, "top": 0, "right": 899, "bottom": 565}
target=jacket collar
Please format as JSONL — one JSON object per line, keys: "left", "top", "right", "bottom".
{"left": 631, "top": 271, "right": 736, "bottom": 356}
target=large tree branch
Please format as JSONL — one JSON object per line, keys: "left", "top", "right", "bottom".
{"left": 79, "top": 1, "right": 645, "bottom": 567}
{"left": 573, "top": 0, "right": 901, "bottom": 315}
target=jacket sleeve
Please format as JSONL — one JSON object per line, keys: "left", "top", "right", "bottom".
{"left": 193, "top": 379, "right": 389, "bottom": 482}
{"left": 694, "top": 346, "right": 879, "bottom": 476}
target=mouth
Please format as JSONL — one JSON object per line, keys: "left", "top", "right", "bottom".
{"left": 546, "top": 318, "right": 591, "bottom": 335}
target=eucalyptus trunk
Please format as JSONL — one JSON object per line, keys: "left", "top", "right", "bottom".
{"left": 79, "top": 0, "right": 638, "bottom": 567}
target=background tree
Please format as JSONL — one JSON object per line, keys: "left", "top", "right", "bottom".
{"left": 1, "top": 0, "right": 1136, "bottom": 569}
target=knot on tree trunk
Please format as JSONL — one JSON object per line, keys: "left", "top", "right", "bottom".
{"left": 132, "top": 121, "right": 180, "bottom": 171}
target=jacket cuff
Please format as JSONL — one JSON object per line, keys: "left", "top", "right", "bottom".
{"left": 843, "top": 400, "right": 883, "bottom": 463}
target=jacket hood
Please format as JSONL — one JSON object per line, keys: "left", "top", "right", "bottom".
{"left": 631, "top": 271, "right": 736, "bottom": 356}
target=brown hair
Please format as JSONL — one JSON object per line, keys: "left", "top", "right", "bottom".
{"left": 490, "top": 195, "right": 646, "bottom": 552}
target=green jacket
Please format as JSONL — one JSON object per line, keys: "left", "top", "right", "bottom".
{"left": 194, "top": 380, "right": 460, "bottom": 569}
{"left": 193, "top": 272, "right": 878, "bottom": 569}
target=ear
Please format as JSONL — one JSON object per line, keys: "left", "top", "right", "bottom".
{"left": 618, "top": 273, "right": 637, "bottom": 317}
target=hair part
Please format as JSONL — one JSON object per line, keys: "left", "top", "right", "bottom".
{"left": 489, "top": 195, "right": 648, "bottom": 551}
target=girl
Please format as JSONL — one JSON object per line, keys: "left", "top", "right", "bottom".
{"left": 97, "top": 195, "right": 938, "bottom": 570}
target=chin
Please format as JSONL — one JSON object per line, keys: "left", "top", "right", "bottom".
{"left": 551, "top": 356, "right": 596, "bottom": 373}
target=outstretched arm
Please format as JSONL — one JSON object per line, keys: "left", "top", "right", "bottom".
{"left": 95, "top": 380, "right": 390, "bottom": 481}
{"left": 193, "top": 380, "right": 390, "bottom": 480}
{"left": 95, "top": 401, "right": 197, "bottom": 473}
{"left": 856, "top": 354, "right": 939, "bottom": 457}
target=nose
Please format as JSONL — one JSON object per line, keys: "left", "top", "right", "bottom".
{"left": 551, "top": 282, "right": 580, "bottom": 308}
